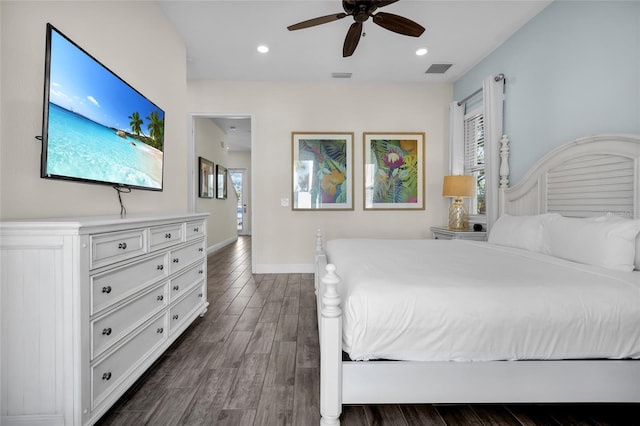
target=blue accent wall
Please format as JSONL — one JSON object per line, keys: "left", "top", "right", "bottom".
{"left": 454, "top": 1, "right": 640, "bottom": 183}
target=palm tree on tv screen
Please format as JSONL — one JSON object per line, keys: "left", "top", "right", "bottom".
{"left": 146, "top": 110, "right": 164, "bottom": 149}
{"left": 129, "top": 111, "right": 144, "bottom": 137}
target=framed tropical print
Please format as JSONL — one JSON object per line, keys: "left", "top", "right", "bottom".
{"left": 363, "top": 132, "right": 425, "bottom": 210}
{"left": 291, "top": 132, "right": 354, "bottom": 210}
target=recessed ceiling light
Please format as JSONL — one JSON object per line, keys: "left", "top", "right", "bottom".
{"left": 416, "top": 48, "right": 428, "bottom": 56}
{"left": 257, "top": 45, "right": 269, "bottom": 53}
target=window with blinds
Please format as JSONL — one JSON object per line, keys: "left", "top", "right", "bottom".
{"left": 463, "top": 111, "right": 486, "bottom": 215}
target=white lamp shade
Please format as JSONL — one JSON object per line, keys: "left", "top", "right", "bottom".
{"left": 442, "top": 175, "right": 475, "bottom": 198}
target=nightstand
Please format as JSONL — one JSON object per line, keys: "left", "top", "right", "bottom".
{"left": 430, "top": 226, "right": 487, "bottom": 241}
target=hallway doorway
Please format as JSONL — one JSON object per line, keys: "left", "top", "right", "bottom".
{"left": 189, "top": 113, "right": 254, "bottom": 271}
{"left": 230, "top": 168, "right": 249, "bottom": 235}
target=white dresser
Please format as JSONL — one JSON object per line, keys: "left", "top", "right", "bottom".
{"left": 0, "top": 213, "right": 209, "bottom": 425}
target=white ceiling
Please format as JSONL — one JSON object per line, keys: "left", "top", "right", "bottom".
{"left": 210, "top": 116, "right": 253, "bottom": 151}
{"left": 159, "top": 0, "right": 551, "bottom": 150}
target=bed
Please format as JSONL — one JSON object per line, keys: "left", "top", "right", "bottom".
{"left": 314, "top": 134, "right": 640, "bottom": 425}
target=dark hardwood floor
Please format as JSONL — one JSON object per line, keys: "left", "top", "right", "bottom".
{"left": 98, "top": 236, "right": 640, "bottom": 425}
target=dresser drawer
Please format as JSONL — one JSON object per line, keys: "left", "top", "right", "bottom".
{"left": 90, "top": 229, "right": 147, "bottom": 269}
{"left": 91, "top": 253, "right": 168, "bottom": 314}
{"left": 185, "top": 220, "right": 205, "bottom": 241}
{"left": 169, "top": 261, "right": 205, "bottom": 303}
{"left": 91, "top": 313, "right": 167, "bottom": 409}
{"left": 169, "top": 240, "right": 205, "bottom": 274}
{"left": 91, "top": 282, "right": 168, "bottom": 359}
{"left": 169, "top": 284, "right": 205, "bottom": 334}
{"left": 149, "top": 223, "right": 184, "bottom": 252}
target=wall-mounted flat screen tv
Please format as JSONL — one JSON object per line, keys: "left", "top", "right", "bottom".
{"left": 41, "top": 23, "right": 165, "bottom": 191}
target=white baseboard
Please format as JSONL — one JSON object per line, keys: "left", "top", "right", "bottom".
{"left": 255, "top": 263, "right": 314, "bottom": 274}
{"left": 207, "top": 236, "right": 238, "bottom": 254}
{"left": 3, "top": 415, "right": 64, "bottom": 425}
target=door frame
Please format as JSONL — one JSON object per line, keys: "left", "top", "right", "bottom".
{"left": 187, "top": 113, "right": 255, "bottom": 272}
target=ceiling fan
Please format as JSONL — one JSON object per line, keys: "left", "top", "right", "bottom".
{"left": 287, "top": 0, "right": 425, "bottom": 57}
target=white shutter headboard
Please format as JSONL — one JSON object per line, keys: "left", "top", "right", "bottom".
{"left": 501, "top": 134, "right": 640, "bottom": 219}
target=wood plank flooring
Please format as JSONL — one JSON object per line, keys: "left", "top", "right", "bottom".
{"left": 97, "top": 236, "right": 640, "bottom": 425}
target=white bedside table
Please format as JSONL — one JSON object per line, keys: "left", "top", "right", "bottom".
{"left": 430, "top": 226, "right": 487, "bottom": 241}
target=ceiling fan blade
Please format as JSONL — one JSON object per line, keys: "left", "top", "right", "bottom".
{"left": 372, "top": 0, "right": 400, "bottom": 8}
{"left": 343, "top": 22, "right": 363, "bottom": 57}
{"left": 287, "top": 13, "right": 347, "bottom": 31}
{"left": 372, "top": 12, "right": 425, "bottom": 37}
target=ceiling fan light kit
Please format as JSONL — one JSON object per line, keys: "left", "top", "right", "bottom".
{"left": 287, "top": 0, "right": 425, "bottom": 57}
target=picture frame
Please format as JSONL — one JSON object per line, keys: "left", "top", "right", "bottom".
{"left": 363, "top": 132, "right": 425, "bottom": 210}
{"left": 291, "top": 132, "right": 354, "bottom": 210}
{"left": 216, "top": 164, "right": 227, "bottom": 199}
{"left": 198, "top": 157, "right": 214, "bottom": 198}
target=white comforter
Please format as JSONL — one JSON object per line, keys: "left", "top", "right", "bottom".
{"left": 325, "top": 239, "right": 640, "bottom": 362}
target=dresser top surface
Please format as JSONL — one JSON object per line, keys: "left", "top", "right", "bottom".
{"left": 0, "top": 212, "right": 209, "bottom": 235}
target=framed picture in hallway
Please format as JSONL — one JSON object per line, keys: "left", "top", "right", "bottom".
{"left": 198, "top": 157, "right": 214, "bottom": 198}
{"left": 363, "top": 132, "right": 425, "bottom": 210}
{"left": 291, "top": 131, "right": 354, "bottom": 210}
{"left": 216, "top": 164, "right": 228, "bottom": 199}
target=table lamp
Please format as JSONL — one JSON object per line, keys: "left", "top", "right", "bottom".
{"left": 442, "top": 175, "right": 475, "bottom": 230}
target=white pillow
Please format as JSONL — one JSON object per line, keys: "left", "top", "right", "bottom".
{"left": 580, "top": 215, "right": 640, "bottom": 270}
{"left": 544, "top": 215, "right": 640, "bottom": 272}
{"left": 488, "top": 213, "right": 558, "bottom": 252}
{"left": 586, "top": 215, "right": 640, "bottom": 270}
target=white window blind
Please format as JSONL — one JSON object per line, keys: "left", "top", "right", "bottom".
{"left": 463, "top": 111, "right": 486, "bottom": 215}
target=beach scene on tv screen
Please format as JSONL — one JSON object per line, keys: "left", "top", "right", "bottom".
{"left": 46, "top": 29, "right": 164, "bottom": 189}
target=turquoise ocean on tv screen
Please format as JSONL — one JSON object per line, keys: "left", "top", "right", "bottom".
{"left": 46, "top": 103, "right": 162, "bottom": 189}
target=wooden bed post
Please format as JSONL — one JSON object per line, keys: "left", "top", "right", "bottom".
{"left": 498, "top": 134, "right": 510, "bottom": 216}
{"left": 320, "top": 264, "right": 342, "bottom": 425}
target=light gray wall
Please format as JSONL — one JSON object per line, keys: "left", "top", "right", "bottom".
{"left": 0, "top": 1, "right": 188, "bottom": 219}
{"left": 187, "top": 81, "right": 453, "bottom": 272}
{"left": 454, "top": 0, "right": 640, "bottom": 184}
{"left": 194, "top": 118, "right": 237, "bottom": 250}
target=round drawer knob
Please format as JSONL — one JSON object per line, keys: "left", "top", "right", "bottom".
{"left": 157, "top": 264, "right": 164, "bottom": 270}
{"left": 102, "top": 372, "right": 112, "bottom": 381}
{"left": 157, "top": 327, "right": 164, "bottom": 334}
{"left": 157, "top": 295, "right": 164, "bottom": 301}
{"left": 118, "top": 242, "right": 127, "bottom": 250}
{"left": 102, "top": 328, "right": 112, "bottom": 336}
{"left": 102, "top": 286, "right": 112, "bottom": 294}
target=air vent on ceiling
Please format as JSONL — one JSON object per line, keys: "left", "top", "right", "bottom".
{"left": 332, "top": 72, "right": 352, "bottom": 79}
{"left": 425, "top": 64, "right": 453, "bottom": 74}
